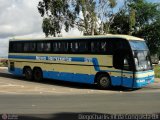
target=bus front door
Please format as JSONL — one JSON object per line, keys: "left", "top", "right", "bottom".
{"left": 113, "top": 50, "right": 134, "bottom": 88}
{"left": 121, "top": 55, "right": 134, "bottom": 88}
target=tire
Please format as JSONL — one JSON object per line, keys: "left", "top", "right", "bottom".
{"left": 97, "top": 74, "right": 111, "bottom": 89}
{"left": 33, "top": 68, "right": 43, "bottom": 81}
{"left": 24, "top": 67, "right": 33, "bottom": 80}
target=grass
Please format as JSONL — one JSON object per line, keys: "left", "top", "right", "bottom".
{"left": 0, "top": 62, "right": 7, "bottom": 67}
{"left": 154, "top": 65, "right": 160, "bottom": 78}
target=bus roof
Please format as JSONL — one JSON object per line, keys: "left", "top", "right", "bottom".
{"left": 10, "top": 34, "right": 144, "bottom": 41}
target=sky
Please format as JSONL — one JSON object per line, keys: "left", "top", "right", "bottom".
{"left": 0, "top": 0, "right": 159, "bottom": 57}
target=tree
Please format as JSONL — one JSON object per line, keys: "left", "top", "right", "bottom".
{"left": 109, "top": 0, "right": 160, "bottom": 55}
{"left": 136, "top": 17, "right": 160, "bottom": 55}
{"left": 38, "top": 0, "right": 76, "bottom": 37}
{"left": 37, "top": 0, "right": 117, "bottom": 37}
{"left": 131, "top": 0, "right": 160, "bottom": 55}
{"left": 109, "top": 9, "right": 129, "bottom": 34}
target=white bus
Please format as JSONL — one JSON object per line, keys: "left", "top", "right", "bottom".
{"left": 8, "top": 35, "right": 154, "bottom": 89}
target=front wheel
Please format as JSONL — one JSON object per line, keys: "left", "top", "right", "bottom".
{"left": 97, "top": 74, "right": 111, "bottom": 89}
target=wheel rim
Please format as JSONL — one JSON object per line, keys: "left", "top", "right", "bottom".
{"left": 35, "top": 71, "right": 41, "bottom": 79}
{"left": 100, "top": 77, "right": 109, "bottom": 87}
{"left": 34, "top": 70, "right": 42, "bottom": 81}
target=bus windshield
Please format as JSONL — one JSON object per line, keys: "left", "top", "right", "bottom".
{"left": 129, "top": 41, "right": 152, "bottom": 71}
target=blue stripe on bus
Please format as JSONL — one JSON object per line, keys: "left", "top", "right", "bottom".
{"left": 71, "top": 57, "right": 85, "bottom": 62}
{"left": 9, "top": 55, "right": 85, "bottom": 62}
{"left": 9, "top": 55, "right": 36, "bottom": 60}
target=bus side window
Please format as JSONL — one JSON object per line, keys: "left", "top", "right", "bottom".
{"left": 78, "top": 41, "right": 89, "bottom": 53}
{"left": 24, "top": 43, "right": 30, "bottom": 52}
{"left": 91, "top": 41, "right": 100, "bottom": 53}
{"left": 62, "top": 42, "right": 69, "bottom": 52}
{"left": 37, "top": 42, "right": 44, "bottom": 52}
{"left": 53, "top": 42, "right": 58, "bottom": 52}
{"left": 16, "top": 43, "right": 23, "bottom": 52}
{"left": 71, "top": 42, "right": 78, "bottom": 53}
{"left": 44, "top": 42, "right": 51, "bottom": 52}
{"left": 53, "top": 42, "right": 69, "bottom": 53}
{"left": 9, "top": 42, "right": 14, "bottom": 52}
{"left": 10, "top": 42, "right": 22, "bottom": 53}
{"left": 29, "top": 43, "right": 36, "bottom": 52}
{"left": 91, "top": 42, "right": 95, "bottom": 53}
{"left": 100, "top": 41, "right": 107, "bottom": 53}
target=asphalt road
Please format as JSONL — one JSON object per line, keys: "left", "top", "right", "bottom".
{"left": 0, "top": 67, "right": 160, "bottom": 120}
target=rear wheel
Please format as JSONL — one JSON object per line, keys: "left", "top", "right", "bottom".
{"left": 33, "top": 68, "right": 43, "bottom": 81}
{"left": 24, "top": 67, "right": 33, "bottom": 80}
{"left": 97, "top": 74, "right": 111, "bottom": 89}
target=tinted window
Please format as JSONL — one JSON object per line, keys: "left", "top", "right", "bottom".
{"left": 24, "top": 42, "right": 36, "bottom": 52}
{"left": 37, "top": 42, "right": 44, "bottom": 52}
{"left": 91, "top": 39, "right": 113, "bottom": 54}
{"left": 24, "top": 43, "right": 30, "bottom": 52}
{"left": 53, "top": 41, "right": 69, "bottom": 53}
{"left": 9, "top": 42, "right": 23, "bottom": 52}
{"left": 44, "top": 42, "right": 51, "bottom": 52}
{"left": 70, "top": 42, "right": 78, "bottom": 53}
{"left": 70, "top": 41, "right": 89, "bottom": 53}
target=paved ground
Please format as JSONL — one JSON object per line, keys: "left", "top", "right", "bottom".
{"left": 0, "top": 93, "right": 160, "bottom": 114}
{"left": 0, "top": 67, "right": 160, "bottom": 119}
{"left": 0, "top": 67, "right": 159, "bottom": 95}
{"left": 0, "top": 67, "right": 160, "bottom": 95}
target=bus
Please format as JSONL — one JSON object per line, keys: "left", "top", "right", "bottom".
{"left": 8, "top": 35, "right": 154, "bottom": 89}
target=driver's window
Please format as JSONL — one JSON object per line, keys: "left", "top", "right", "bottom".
{"left": 123, "top": 57, "right": 129, "bottom": 70}
{"left": 123, "top": 54, "right": 133, "bottom": 71}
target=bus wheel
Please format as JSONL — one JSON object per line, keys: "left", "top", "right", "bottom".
{"left": 24, "top": 67, "right": 33, "bottom": 80}
{"left": 33, "top": 68, "right": 43, "bottom": 81}
{"left": 97, "top": 74, "right": 111, "bottom": 89}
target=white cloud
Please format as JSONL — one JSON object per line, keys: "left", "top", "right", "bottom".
{"left": 0, "top": 0, "right": 82, "bottom": 57}
{"left": 0, "top": 0, "right": 43, "bottom": 38}
{"left": 0, "top": 38, "right": 9, "bottom": 57}
{"left": 0, "top": 0, "right": 44, "bottom": 57}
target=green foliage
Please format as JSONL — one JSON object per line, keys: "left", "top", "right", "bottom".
{"left": 135, "top": 18, "right": 160, "bottom": 55}
{"left": 38, "top": 0, "right": 76, "bottom": 37}
{"left": 154, "top": 65, "right": 160, "bottom": 78}
{"left": 110, "top": 10, "right": 129, "bottom": 34}
{"left": 132, "top": 1, "right": 160, "bottom": 55}
{"left": 129, "top": 7, "right": 135, "bottom": 35}
{"left": 38, "top": 0, "right": 117, "bottom": 36}
{"left": 0, "top": 60, "right": 8, "bottom": 67}
{"left": 109, "top": 0, "right": 160, "bottom": 55}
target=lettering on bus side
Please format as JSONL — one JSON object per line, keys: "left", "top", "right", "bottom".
{"left": 35, "top": 56, "right": 93, "bottom": 63}
{"left": 84, "top": 58, "right": 92, "bottom": 62}
{"left": 48, "top": 56, "right": 72, "bottom": 62}
{"left": 36, "top": 56, "right": 47, "bottom": 60}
